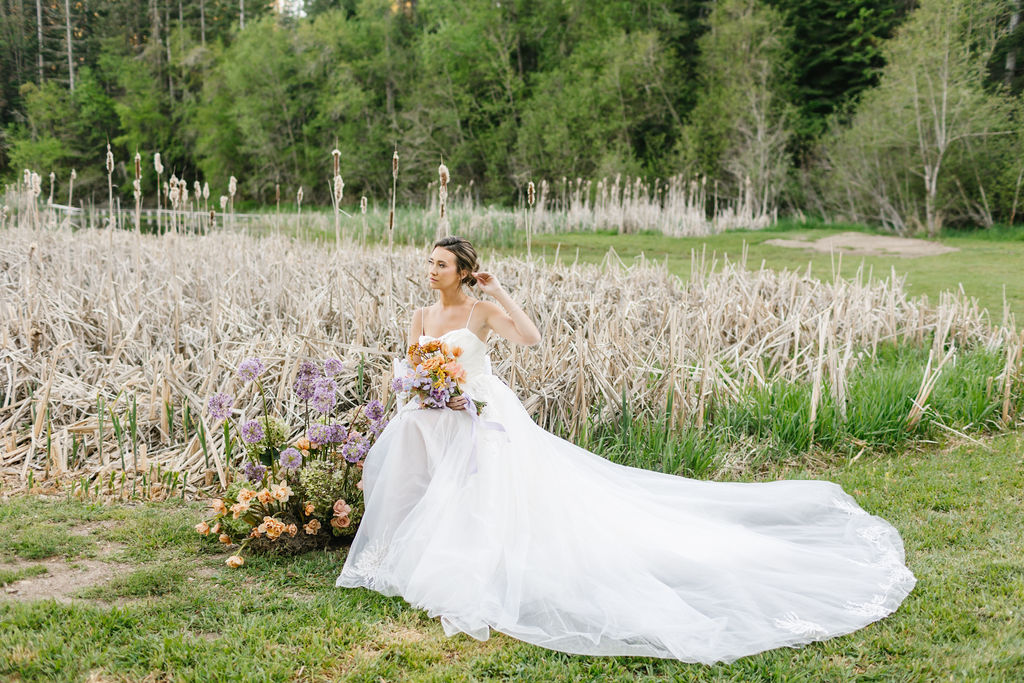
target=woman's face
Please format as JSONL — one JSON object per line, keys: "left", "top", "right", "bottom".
{"left": 427, "top": 247, "right": 463, "bottom": 290}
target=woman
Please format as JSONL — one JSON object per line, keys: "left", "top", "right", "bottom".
{"left": 337, "top": 236, "right": 915, "bottom": 664}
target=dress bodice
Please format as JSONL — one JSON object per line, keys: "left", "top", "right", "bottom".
{"left": 418, "top": 328, "right": 492, "bottom": 383}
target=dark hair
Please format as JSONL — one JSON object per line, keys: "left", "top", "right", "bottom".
{"left": 432, "top": 236, "right": 479, "bottom": 286}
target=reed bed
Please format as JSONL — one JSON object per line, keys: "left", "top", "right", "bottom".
{"left": 1, "top": 224, "right": 1021, "bottom": 500}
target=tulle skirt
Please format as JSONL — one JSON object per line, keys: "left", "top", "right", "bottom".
{"left": 336, "top": 373, "right": 916, "bottom": 664}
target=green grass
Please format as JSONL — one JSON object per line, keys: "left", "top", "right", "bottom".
{"left": 492, "top": 222, "right": 1024, "bottom": 325}
{"left": 2, "top": 432, "right": 1023, "bottom": 681}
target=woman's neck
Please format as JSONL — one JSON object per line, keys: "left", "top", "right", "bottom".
{"left": 437, "top": 286, "right": 469, "bottom": 308}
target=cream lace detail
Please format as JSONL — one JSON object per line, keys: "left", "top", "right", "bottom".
{"left": 347, "top": 539, "right": 389, "bottom": 590}
{"left": 832, "top": 496, "right": 868, "bottom": 516}
{"left": 773, "top": 612, "right": 828, "bottom": 638}
{"left": 844, "top": 594, "right": 890, "bottom": 619}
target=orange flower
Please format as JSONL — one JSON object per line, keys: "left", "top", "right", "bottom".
{"left": 256, "top": 489, "right": 273, "bottom": 505}
{"left": 333, "top": 499, "right": 352, "bottom": 517}
{"left": 287, "top": 524, "right": 298, "bottom": 537}
{"left": 303, "top": 502, "right": 315, "bottom": 516}
{"left": 271, "top": 481, "right": 293, "bottom": 502}
{"left": 211, "top": 522, "right": 221, "bottom": 534}
{"left": 303, "top": 519, "right": 321, "bottom": 535}
{"left": 295, "top": 437, "right": 311, "bottom": 451}
{"left": 219, "top": 533, "right": 231, "bottom": 544}
{"left": 330, "top": 515, "right": 351, "bottom": 529}
{"left": 229, "top": 501, "right": 250, "bottom": 519}
{"left": 237, "top": 488, "right": 256, "bottom": 505}
{"left": 226, "top": 555, "right": 244, "bottom": 568}
{"left": 451, "top": 346, "right": 463, "bottom": 358}
{"left": 440, "top": 342, "right": 452, "bottom": 356}
{"left": 249, "top": 528, "right": 261, "bottom": 538}
{"left": 443, "top": 361, "right": 467, "bottom": 383}
{"left": 194, "top": 521, "right": 211, "bottom": 535}
{"left": 210, "top": 499, "right": 228, "bottom": 515}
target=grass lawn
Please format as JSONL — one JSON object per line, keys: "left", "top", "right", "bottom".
{"left": 2, "top": 432, "right": 1022, "bottom": 681}
{"left": 488, "top": 223, "right": 1024, "bottom": 325}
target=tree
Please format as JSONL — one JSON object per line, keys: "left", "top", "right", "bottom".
{"left": 821, "top": 0, "right": 1017, "bottom": 235}
{"left": 678, "top": 0, "right": 795, "bottom": 216}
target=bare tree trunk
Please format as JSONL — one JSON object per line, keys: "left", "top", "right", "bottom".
{"left": 63, "top": 0, "right": 73, "bottom": 91}
{"left": 1007, "top": 0, "right": 1021, "bottom": 87}
{"left": 199, "top": 0, "right": 206, "bottom": 46}
{"left": 165, "top": 3, "right": 173, "bottom": 100}
{"left": 239, "top": 0, "right": 245, "bottom": 30}
{"left": 35, "top": 0, "right": 42, "bottom": 82}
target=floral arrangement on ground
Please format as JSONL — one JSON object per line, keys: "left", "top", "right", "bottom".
{"left": 193, "top": 356, "right": 389, "bottom": 567}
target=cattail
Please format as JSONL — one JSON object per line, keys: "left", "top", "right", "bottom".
{"left": 105, "top": 143, "right": 114, "bottom": 232}
{"left": 134, "top": 152, "right": 141, "bottom": 181}
{"left": 0, "top": 204, "right": 8, "bottom": 229}
{"left": 528, "top": 181, "right": 535, "bottom": 207}
{"left": 296, "top": 186, "right": 303, "bottom": 218}
{"left": 526, "top": 180, "right": 536, "bottom": 259}
{"left": 359, "top": 195, "right": 368, "bottom": 245}
{"left": 48, "top": 172, "right": 55, "bottom": 205}
{"left": 333, "top": 174, "right": 344, "bottom": 246}
{"left": 333, "top": 175, "right": 344, "bottom": 205}
{"left": 331, "top": 148, "right": 341, "bottom": 177}
{"left": 194, "top": 180, "right": 201, "bottom": 198}
{"left": 219, "top": 195, "right": 228, "bottom": 211}
{"left": 202, "top": 182, "right": 209, "bottom": 200}
{"left": 228, "top": 175, "right": 237, "bottom": 198}
{"left": 154, "top": 154, "right": 164, "bottom": 232}
{"left": 392, "top": 149, "right": 399, "bottom": 180}
{"left": 68, "top": 168, "right": 76, "bottom": 206}
{"left": 438, "top": 159, "right": 450, "bottom": 238}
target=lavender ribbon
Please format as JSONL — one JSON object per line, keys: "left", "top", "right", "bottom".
{"left": 457, "top": 389, "right": 507, "bottom": 476}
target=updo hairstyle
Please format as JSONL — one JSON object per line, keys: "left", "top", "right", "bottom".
{"left": 432, "top": 236, "right": 480, "bottom": 286}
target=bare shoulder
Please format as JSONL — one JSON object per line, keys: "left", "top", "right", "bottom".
{"left": 477, "top": 300, "right": 506, "bottom": 322}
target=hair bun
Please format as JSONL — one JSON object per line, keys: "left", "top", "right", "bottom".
{"left": 463, "top": 273, "right": 478, "bottom": 287}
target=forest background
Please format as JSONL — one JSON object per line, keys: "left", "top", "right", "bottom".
{"left": 2, "top": 0, "right": 1024, "bottom": 236}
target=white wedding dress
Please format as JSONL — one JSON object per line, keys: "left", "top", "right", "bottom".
{"left": 336, "top": 322, "right": 916, "bottom": 664}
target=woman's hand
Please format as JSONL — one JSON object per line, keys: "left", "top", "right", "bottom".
{"left": 447, "top": 396, "right": 468, "bottom": 411}
{"left": 472, "top": 271, "right": 503, "bottom": 297}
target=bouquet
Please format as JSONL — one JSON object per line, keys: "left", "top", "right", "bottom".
{"left": 195, "top": 356, "right": 391, "bottom": 567}
{"left": 392, "top": 340, "right": 486, "bottom": 413}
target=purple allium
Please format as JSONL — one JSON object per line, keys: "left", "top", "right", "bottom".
{"left": 242, "top": 460, "right": 267, "bottom": 484}
{"left": 238, "top": 357, "right": 266, "bottom": 383}
{"left": 369, "top": 418, "right": 387, "bottom": 439}
{"left": 364, "top": 399, "right": 385, "bottom": 421}
{"left": 308, "top": 423, "right": 331, "bottom": 447}
{"left": 342, "top": 434, "right": 369, "bottom": 463}
{"left": 390, "top": 377, "right": 404, "bottom": 393}
{"left": 311, "top": 389, "right": 336, "bottom": 414}
{"left": 207, "top": 393, "right": 234, "bottom": 421}
{"left": 279, "top": 447, "right": 302, "bottom": 470}
{"left": 323, "top": 358, "right": 344, "bottom": 376}
{"left": 314, "top": 377, "right": 338, "bottom": 395}
{"left": 240, "top": 419, "right": 265, "bottom": 444}
{"left": 297, "top": 360, "right": 320, "bottom": 380}
{"left": 328, "top": 423, "right": 348, "bottom": 443}
{"left": 293, "top": 377, "right": 316, "bottom": 401}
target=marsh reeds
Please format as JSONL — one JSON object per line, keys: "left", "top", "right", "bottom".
{"left": 1, "top": 222, "right": 1020, "bottom": 497}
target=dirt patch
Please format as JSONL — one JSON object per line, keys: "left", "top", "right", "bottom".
{"left": 1, "top": 555, "right": 134, "bottom": 604}
{"left": 765, "top": 231, "right": 959, "bottom": 258}
{"left": 1, "top": 521, "right": 133, "bottom": 605}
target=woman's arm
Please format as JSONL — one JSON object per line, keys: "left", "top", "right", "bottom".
{"left": 407, "top": 307, "right": 424, "bottom": 347}
{"left": 474, "top": 272, "right": 541, "bottom": 346}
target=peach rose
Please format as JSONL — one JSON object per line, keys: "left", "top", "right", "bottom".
{"left": 303, "top": 519, "right": 321, "bottom": 535}
{"left": 356, "top": 477, "right": 364, "bottom": 491}
{"left": 225, "top": 555, "right": 244, "bottom": 568}
{"left": 249, "top": 527, "right": 262, "bottom": 538}
{"left": 303, "top": 502, "right": 315, "bottom": 516}
{"left": 287, "top": 524, "right": 298, "bottom": 537}
{"left": 331, "top": 515, "right": 351, "bottom": 529}
{"left": 295, "top": 437, "right": 311, "bottom": 451}
{"left": 443, "top": 362, "right": 467, "bottom": 383}
{"left": 237, "top": 488, "right": 256, "bottom": 505}
{"left": 219, "top": 533, "right": 232, "bottom": 544}
{"left": 333, "top": 499, "right": 352, "bottom": 517}
{"left": 194, "top": 521, "right": 211, "bottom": 535}
{"left": 257, "top": 489, "right": 274, "bottom": 505}
{"left": 229, "top": 501, "right": 250, "bottom": 519}
{"left": 210, "top": 499, "right": 228, "bottom": 515}
{"left": 271, "top": 481, "right": 293, "bottom": 503}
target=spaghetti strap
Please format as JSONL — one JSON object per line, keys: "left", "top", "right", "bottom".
{"left": 466, "top": 300, "right": 479, "bottom": 328}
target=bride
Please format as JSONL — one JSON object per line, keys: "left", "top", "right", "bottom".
{"left": 336, "top": 236, "right": 916, "bottom": 664}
